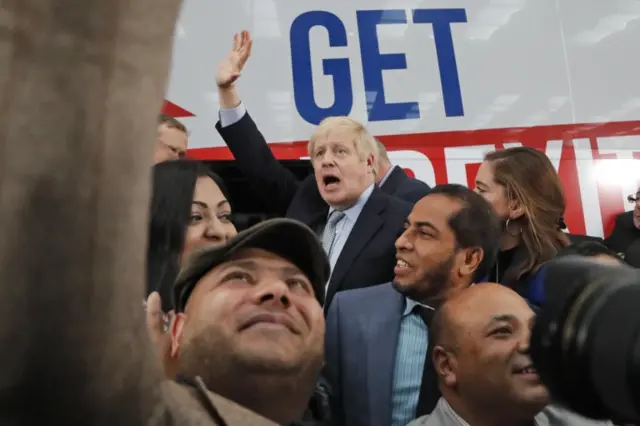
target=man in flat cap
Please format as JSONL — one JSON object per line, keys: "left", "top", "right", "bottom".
{"left": 167, "top": 218, "right": 329, "bottom": 424}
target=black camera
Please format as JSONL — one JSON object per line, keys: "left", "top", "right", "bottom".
{"left": 530, "top": 256, "right": 640, "bottom": 423}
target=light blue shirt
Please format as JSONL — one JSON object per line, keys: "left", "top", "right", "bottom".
{"left": 391, "top": 298, "right": 433, "bottom": 426}
{"left": 219, "top": 102, "right": 247, "bottom": 127}
{"left": 324, "top": 184, "right": 374, "bottom": 292}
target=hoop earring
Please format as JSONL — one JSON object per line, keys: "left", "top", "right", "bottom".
{"left": 505, "top": 218, "right": 521, "bottom": 237}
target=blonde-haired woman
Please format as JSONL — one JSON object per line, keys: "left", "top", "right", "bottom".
{"left": 475, "top": 146, "right": 570, "bottom": 307}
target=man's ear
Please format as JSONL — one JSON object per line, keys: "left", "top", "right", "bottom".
{"left": 170, "top": 312, "right": 187, "bottom": 359}
{"left": 459, "top": 248, "right": 483, "bottom": 281}
{"left": 433, "top": 345, "right": 457, "bottom": 388}
{"left": 366, "top": 152, "right": 376, "bottom": 172}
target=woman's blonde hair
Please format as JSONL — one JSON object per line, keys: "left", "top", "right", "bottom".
{"left": 484, "top": 146, "right": 570, "bottom": 282}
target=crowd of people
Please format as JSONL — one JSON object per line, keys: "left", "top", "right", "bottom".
{"left": 142, "top": 31, "right": 640, "bottom": 425}
{"left": 2, "top": 6, "right": 639, "bottom": 426}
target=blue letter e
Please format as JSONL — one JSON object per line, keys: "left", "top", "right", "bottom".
{"left": 357, "top": 10, "right": 419, "bottom": 122}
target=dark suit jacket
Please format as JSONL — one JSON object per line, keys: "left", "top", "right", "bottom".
{"left": 217, "top": 113, "right": 412, "bottom": 308}
{"left": 381, "top": 166, "right": 431, "bottom": 204}
{"left": 605, "top": 211, "right": 640, "bottom": 254}
{"left": 215, "top": 112, "right": 426, "bottom": 210}
{"left": 567, "top": 233, "right": 605, "bottom": 245}
{"left": 324, "top": 283, "right": 438, "bottom": 426}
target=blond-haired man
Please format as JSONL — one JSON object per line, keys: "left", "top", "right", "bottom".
{"left": 213, "top": 31, "right": 411, "bottom": 309}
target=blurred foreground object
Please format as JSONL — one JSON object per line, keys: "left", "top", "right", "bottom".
{"left": 0, "top": 1, "right": 272, "bottom": 425}
{"left": 530, "top": 256, "right": 640, "bottom": 424}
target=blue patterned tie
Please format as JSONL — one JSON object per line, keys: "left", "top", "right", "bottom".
{"left": 322, "top": 210, "right": 345, "bottom": 257}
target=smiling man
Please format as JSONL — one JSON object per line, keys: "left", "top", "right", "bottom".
{"left": 170, "top": 218, "right": 329, "bottom": 424}
{"left": 408, "top": 284, "right": 612, "bottom": 426}
{"left": 323, "top": 184, "right": 500, "bottom": 426}
{"left": 410, "top": 283, "right": 549, "bottom": 426}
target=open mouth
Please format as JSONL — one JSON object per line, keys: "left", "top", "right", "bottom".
{"left": 323, "top": 175, "right": 341, "bottom": 188}
{"left": 513, "top": 365, "right": 538, "bottom": 375}
{"left": 396, "top": 258, "right": 411, "bottom": 269}
{"left": 394, "top": 257, "right": 412, "bottom": 276}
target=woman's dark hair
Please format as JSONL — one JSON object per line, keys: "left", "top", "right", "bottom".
{"left": 147, "top": 160, "right": 229, "bottom": 311}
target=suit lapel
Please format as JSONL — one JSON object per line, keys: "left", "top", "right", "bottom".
{"left": 325, "top": 189, "right": 387, "bottom": 302}
{"left": 380, "top": 166, "right": 407, "bottom": 196}
{"left": 366, "top": 290, "right": 405, "bottom": 426}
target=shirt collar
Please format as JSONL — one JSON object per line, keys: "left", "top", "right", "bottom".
{"left": 328, "top": 184, "right": 374, "bottom": 222}
{"left": 403, "top": 297, "right": 434, "bottom": 316}
{"left": 438, "top": 398, "right": 545, "bottom": 426}
{"left": 402, "top": 281, "right": 478, "bottom": 317}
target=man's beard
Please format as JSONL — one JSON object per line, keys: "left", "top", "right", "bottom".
{"left": 392, "top": 254, "right": 456, "bottom": 305}
{"left": 178, "top": 325, "right": 325, "bottom": 423}
{"left": 178, "top": 324, "right": 322, "bottom": 391}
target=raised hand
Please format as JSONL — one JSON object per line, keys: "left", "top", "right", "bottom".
{"left": 216, "top": 30, "right": 253, "bottom": 89}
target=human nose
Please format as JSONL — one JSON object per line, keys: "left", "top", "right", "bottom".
{"left": 395, "top": 229, "right": 412, "bottom": 252}
{"left": 518, "top": 327, "right": 532, "bottom": 354}
{"left": 204, "top": 217, "right": 228, "bottom": 243}
{"left": 253, "top": 276, "right": 291, "bottom": 309}
{"left": 320, "top": 151, "right": 336, "bottom": 167}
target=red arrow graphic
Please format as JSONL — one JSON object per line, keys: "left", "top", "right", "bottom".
{"left": 162, "top": 100, "right": 195, "bottom": 118}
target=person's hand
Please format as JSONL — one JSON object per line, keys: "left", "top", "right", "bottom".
{"left": 216, "top": 30, "right": 253, "bottom": 89}
{"left": 146, "top": 292, "right": 177, "bottom": 378}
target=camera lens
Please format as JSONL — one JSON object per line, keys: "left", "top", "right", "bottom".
{"left": 530, "top": 256, "right": 640, "bottom": 423}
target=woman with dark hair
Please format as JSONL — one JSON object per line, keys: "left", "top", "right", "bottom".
{"left": 147, "top": 160, "right": 237, "bottom": 312}
{"left": 474, "top": 146, "right": 570, "bottom": 307}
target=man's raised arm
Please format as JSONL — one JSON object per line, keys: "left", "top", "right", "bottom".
{"left": 0, "top": 0, "right": 180, "bottom": 424}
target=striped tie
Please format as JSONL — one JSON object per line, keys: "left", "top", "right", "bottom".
{"left": 322, "top": 210, "right": 345, "bottom": 257}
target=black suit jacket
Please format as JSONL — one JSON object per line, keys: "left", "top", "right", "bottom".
{"left": 380, "top": 166, "right": 431, "bottom": 204}
{"left": 605, "top": 211, "right": 640, "bottom": 254}
{"left": 567, "top": 233, "right": 605, "bottom": 245}
{"left": 291, "top": 184, "right": 411, "bottom": 308}
{"left": 216, "top": 112, "right": 411, "bottom": 308}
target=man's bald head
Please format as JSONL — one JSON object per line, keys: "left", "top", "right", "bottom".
{"left": 375, "top": 138, "right": 390, "bottom": 164}
{"left": 431, "top": 283, "right": 529, "bottom": 349}
{"left": 431, "top": 283, "right": 548, "bottom": 416}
